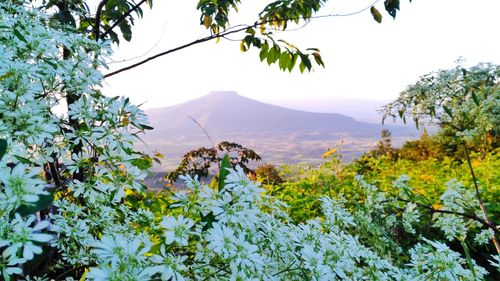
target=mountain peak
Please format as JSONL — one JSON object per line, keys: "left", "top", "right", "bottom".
{"left": 207, "top": 91, "right": 239, "bottom": 98}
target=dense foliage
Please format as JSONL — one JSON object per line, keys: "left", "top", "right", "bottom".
{"left": 167, "top": 141, "right": 261, "bottom": 184}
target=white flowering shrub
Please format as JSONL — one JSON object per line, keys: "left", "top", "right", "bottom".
{"left": 83, "top": 168, "right": 488, "bottom": 280}
{"left": 0, "top": 2, "right": 497, "bottom": 280}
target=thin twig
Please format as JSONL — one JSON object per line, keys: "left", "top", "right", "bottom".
{"left": 188, "top": 115, "right": 216, "bottom": 148}
{"left": 462, "top": 141, "right": 500, "bottom": 253}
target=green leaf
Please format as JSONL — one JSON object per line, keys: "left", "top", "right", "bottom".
{"left": 443, "top": 105, "right": 454, "bottom": 118}
{"left": 471, "top": 92, "right": 480, "bottom": 106}
{"left": 138, "top": 123, "right": 154, "bottom": 130}
{"left": 299, "top": 54, "right": 312, "bottom": 72}
{"left": 131, "top": 156, "right": 153, "bottom": 170}
{"left": 370, "top": 6, "right": 382, "bottom": 23}
{"left": 246, "top": 27, "right": 255, "bottom": 36}
{"left": 150, "top": 243, "right": 162, "bottom": 255}
{"left": 240, "top": 40, "right": 247, "bottom": 52}
{"left": 57, "top": 10, "right": 76, "bottom": 28}
{"left": 0, "top": 72, "right": 14, "bottom": 81}
{"left": 288, "top": 53, "right": 298, "bottom": 72}
{"left": 201, "top": 211, "right": 217, "bottom": 232}
{"left": 461, "top": 240, "right": 477, "bottom": 279}
{"left": 218, "top": 154, "right": 231, "bottom": 191}
{"left": 119, "top": 21, "right": 132, "bottom": 42}
{"left": 259, "top": 43, "right": 269, "bottom": 62}
{"left": 16, "top": 193, "right": 54, "bottom": 217}
{"left": 14, "top": 155, "right": 32, "bottom": 164}
{"left": 266, "top": 46, "right": 278, "bottom": 65}
{"left": 279, "top": 52, "right": 291, "bottom": 70}
{"left": 299, "top": 61, "right": 306, "bottom": 73}
{"left": 13, "top": 29, "right": 27, "bottom": 43}
{"left": 0, "top": 139, "right": 6, "bottom": 161}
{"left": 384, "top": 0, "right": 400, "bottom": 19}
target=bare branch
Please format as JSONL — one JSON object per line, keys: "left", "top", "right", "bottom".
{"left": 103, "top": 24, "right": 254, "bottom": 78}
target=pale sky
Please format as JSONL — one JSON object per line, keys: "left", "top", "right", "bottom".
{"left": 98, "top": 0, "right": 500, "bottom": 110}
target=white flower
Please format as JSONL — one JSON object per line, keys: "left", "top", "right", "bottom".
{"left": 474, "top": 228, "right": 494, "bottom": 246}
{"left": 160, "top": 215, "right": 195, "bottom": 246}
{"left": 402, "top": 203, "right": 420, "bottom": 234}
{"left": 0, "top": 254, "right": 25, "bottom": 281}
{"left": 1, "top": 214, "right": 52, "bottom": 261}
{"left": 206, "top": 222, "right": 236, "bottom": 258}
{"left": 0, "top": 164, "right": 47, "bottom": 210}
{"left": 150, "top": 246, "right": 187, "bottom": 281}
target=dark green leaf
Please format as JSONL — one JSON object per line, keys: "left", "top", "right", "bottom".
{"left": 299, "top": 54, "right": 312, "bottom": 72}
{"left": 246, "top": 27, "right": 255, "bottom": 36}
{"left": 471, "top": 92, "right": 480, "bottom": 106}
{"left": 139, "top": 124, "right": 154, "bottom": 130}
{"left": 14, "top": 155, "right": 32, "bottom": 164}
{"left": 0, "top": 139, "right": 6, "bottom": 161}
{"left": 13, "top": 29, "right": 27, "bottom": 43}
{"left": 384, "top": 0, "right": 400, "bottom": 19}
{"left": 119, "top": 21, "right": 132, "bottom": 42}
{"left": 443, "top": 105, "right": 453, "bottom": 118}
{"left": 57, "top": 10, "right": 76, "bottom": 27}
{"left": 16, "top": 193, "right": 54, "bottom": 217}
{"left": 201, "top": 211, "right": 217, "bottom": 232}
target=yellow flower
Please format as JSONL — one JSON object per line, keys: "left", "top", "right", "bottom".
{"left": 322, "top": 148, "right": 337, "bottom": 158}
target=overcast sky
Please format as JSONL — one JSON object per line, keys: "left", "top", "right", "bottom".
{"left": 98, "top": 0, "right": 500, "bottom": 110}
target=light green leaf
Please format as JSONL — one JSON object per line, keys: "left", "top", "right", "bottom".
{"left": 218, "top": 154, "right": 231, "bottom": 191}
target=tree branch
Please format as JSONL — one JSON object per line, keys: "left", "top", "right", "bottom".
{"left": 462, "top": 141, "right": 500, "bottom": 253}
{"left": 94, "top": 0, "right": 110, "bottom": 41}
{"left": 104, "top": 23, "right": 255, "bottom": 78}
{"left": 103, "top": 1, "right": 385, "bottom": 78}
{"left": 395, "top": 198, "right": 500, "bottom": 236}
{"left": 101, "top": 0, "right": 148, "bottom": 40}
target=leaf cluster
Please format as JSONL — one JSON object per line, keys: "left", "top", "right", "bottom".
{"left": 167, "top": 141, "right": 261, "bottom": 183}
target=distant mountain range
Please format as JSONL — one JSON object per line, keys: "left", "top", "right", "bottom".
{"left": 140, "top": 91, "right": 419, "bottom": 171}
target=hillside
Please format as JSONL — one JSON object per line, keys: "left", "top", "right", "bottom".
{"left": 144, "top": 91, "right": 386, "bottom": 137}
{"left": 140, "top": 91, "right": 418, "bottom": 170}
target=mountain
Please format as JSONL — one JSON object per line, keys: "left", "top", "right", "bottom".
{"left": 141, "top": 91, "right": 419, "bottom": 171}
{"left": 145, "top": 91, "right": 384, "bottom": 138}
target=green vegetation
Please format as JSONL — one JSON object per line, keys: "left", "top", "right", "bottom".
{"left": 3, "top": 0, "right": 500, "bottom": 279}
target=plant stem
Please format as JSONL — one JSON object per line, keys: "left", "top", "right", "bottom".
{"left": 463, "top": 141, "right": 500, "bottom": 254}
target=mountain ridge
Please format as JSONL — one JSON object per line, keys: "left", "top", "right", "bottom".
{"left": 145, "top": 91, "right": 384, "bottom": 138}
